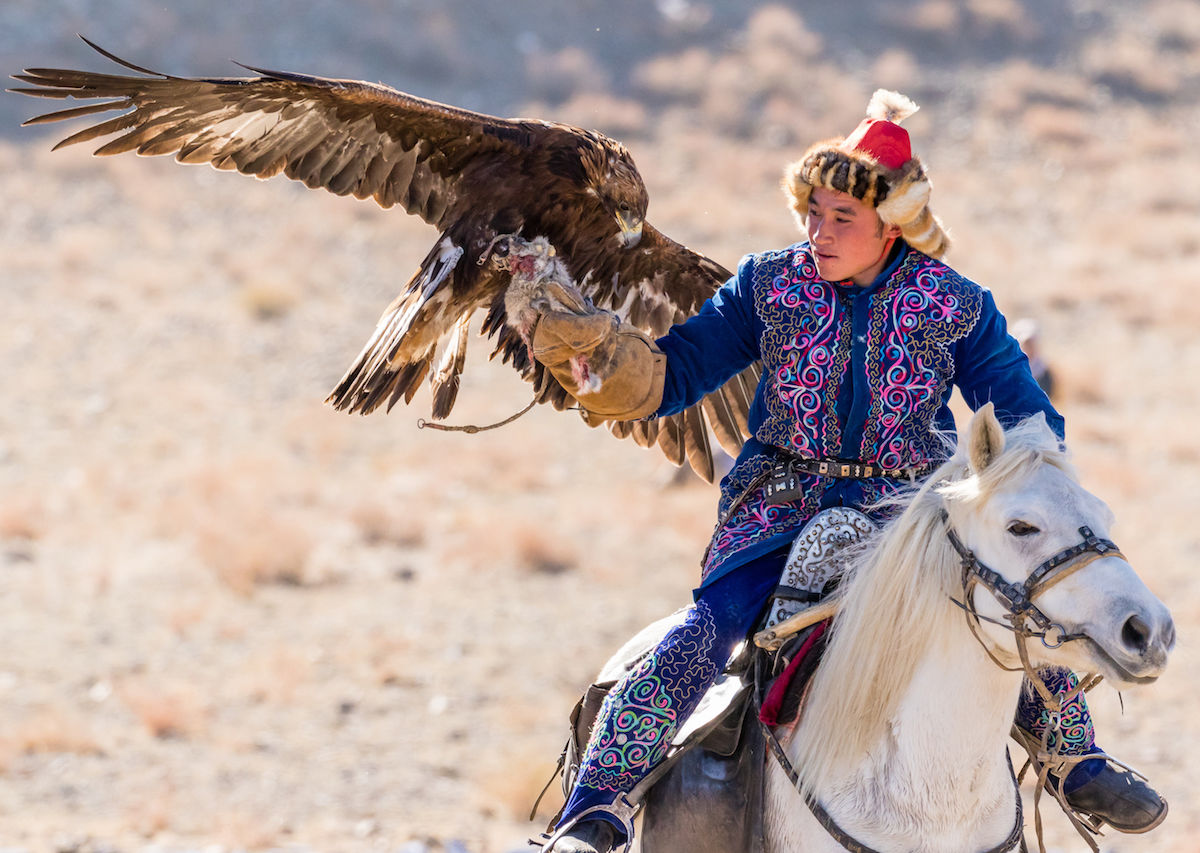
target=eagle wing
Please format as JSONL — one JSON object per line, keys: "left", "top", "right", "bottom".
{"left": 10, "top": 37, "right": 540, "bottom": 225}
{"left": 12, "top": 39, "right": 757, "bottom": 482}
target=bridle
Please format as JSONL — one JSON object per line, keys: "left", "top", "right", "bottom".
{"left": 762, "top": 508, "right": 1127, "bottom": 853}
{"left": 941, "top": 508, "right": 1126, "bottom": 853}
{"left": 942, "top": 509, "right": 1124, "bottom": 659}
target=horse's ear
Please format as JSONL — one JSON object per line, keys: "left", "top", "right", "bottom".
{"left": 966, "top": 403, "right": 1006, "bottom": 474}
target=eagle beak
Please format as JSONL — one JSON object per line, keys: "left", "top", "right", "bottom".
{"left": 615, "top": 212, "right": 643, "bottom": 248}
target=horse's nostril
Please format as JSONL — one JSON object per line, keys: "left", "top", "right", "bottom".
{"left": 1122, "top": 614, "right": 1151, "bottom": 654}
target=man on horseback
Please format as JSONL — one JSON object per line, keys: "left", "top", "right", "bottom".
{"left": 533, "top": 90, "right": 1165, "bottom": 852}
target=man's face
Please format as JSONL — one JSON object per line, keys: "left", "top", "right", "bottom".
{"left": 806, "top": 186, "right": 901, "bottom": 286}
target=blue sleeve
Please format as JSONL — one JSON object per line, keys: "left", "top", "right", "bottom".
{"left": 654, "top": 254, "right": 762, "bottom": 417}
{"left": 955, "top": 290, "right": 1066, "bottom": 441}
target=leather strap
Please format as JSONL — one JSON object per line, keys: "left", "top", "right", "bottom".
{"left": 759, "top": 717, "right": 1025, "bottom": 853}
{"left": 764, "top": 455, "right": 934, "bottom": 505}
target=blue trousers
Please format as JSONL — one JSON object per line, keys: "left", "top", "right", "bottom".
{"left": 558, "top": 547, "right": 1098, "bottom": 833}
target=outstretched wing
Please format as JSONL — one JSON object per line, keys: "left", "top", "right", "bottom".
{"left": 12, "top": 39, "right": 759, "bottom": 482}
{"left": 10, "top": 37, "right": 535, "bottom": 225}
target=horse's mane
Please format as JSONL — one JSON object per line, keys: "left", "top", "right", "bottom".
{"left": 789, "top": 415, "right": 1074, "bottom": 795}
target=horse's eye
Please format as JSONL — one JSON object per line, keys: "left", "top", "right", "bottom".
{"left": 1007, "top": 521, "right": 1040, "bottom": 537}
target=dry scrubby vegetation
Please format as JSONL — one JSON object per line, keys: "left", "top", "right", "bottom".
{"left": 1, "top": 2, "right": 1199, "bottom": 850}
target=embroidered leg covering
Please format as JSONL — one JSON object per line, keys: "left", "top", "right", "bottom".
{"left": 1015, "top": 666, "right": 1100, "bottom": 789}
{"left": 561, "top": 599, "right": 725, "bottom": 834}
{"left": 1015, "top": 667, "right": 1167, "bottom": 834}
{"left": 556, "top": 550, "right": 786, "bottom": 842}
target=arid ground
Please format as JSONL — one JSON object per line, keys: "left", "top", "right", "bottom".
{"left": 1, "top": 2, "right": 1198, "bottom": 851}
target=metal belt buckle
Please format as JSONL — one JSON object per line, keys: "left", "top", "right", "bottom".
{"left": 765, "top": 460, "right": 804, "bottom": 505}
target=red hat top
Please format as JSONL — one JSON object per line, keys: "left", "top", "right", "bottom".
{"left": 841, "top": 112, "right": 914, "bottom": 171}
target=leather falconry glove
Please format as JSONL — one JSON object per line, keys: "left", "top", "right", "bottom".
{"left": 492, "top": 233, "right": 666, "bottom": 423}
{"left": 531, "top": 309, "right": 666, "bottom": 423}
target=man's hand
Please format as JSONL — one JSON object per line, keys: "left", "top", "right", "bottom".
{"left": 531, "top": 309, "right": 666, "bottom": 422}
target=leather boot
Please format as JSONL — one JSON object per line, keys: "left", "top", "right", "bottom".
{"left": 1062, "top": 760, "right": 1168, "bottom": 833}
{"left": 544, "top": 819, "right": 616, "bottom": 853}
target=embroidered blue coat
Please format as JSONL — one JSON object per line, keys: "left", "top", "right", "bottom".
{"left": 654, "top": 242, "right": 1064, "bottom": 588}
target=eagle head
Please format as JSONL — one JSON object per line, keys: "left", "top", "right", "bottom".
{"left": 584, "top": 138, "right": 649, "bottom": 249}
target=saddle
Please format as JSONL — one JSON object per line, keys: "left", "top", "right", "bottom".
{"left": 544, "top": 621, "right": 830, "bottom": 852}
{"left": 540, "top": 508, "right": 869, "bottom": 851}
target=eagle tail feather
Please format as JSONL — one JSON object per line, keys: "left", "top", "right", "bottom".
{"left": 656, "top": 415, "right": 686, "bottom": 467}
{"left": 384, "top": 360, "right": 430, "bottom": 413}
{"left": 726, "top": 366, "right": 758, "bottom": 429}
{"left": 627, "top": 418, "right": 659, "bottom": 451}
{"left": 702, "top": 391, "right": 747, "bottom": 459}
{"left": 325, "top": 238, "right": 464, "bottom": 415}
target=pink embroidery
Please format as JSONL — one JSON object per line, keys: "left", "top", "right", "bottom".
{"left": 757, "top": 252, "right": 845, "bottom": 458}
{"left": 861, "top": 259, "right": 982, "bottom": 468}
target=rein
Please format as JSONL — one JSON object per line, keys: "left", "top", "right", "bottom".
{"left": 759, "top": 715, "right": 1025, "bottom": 853}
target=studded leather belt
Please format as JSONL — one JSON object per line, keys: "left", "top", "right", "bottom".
{"left": 763, "top": 454, "right": 934, "bottom": 504}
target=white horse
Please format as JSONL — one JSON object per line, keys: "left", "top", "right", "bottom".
{"left": 759, "top": 406, "right": 1174, "bottom": 852}
{"left": 573, "top": 406, "right": 1174, "bottom": 853}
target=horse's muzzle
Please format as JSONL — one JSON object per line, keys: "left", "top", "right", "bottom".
{"left": 1086, "top": 603, "right": 1175, "bottom": 685}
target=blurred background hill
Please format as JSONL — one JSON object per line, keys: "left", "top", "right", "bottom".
{"left": 1, "top": 2, "right": 1198, "bottom": 851}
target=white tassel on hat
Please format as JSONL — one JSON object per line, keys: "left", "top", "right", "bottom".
{"left": 865, "top": 89, "right": 920, "bottom": 124}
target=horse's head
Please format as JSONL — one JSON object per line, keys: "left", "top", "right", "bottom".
{"left": 942, "top": 404, "right": 1174, "bottom": 687}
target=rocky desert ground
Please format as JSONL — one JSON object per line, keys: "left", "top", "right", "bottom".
{"left": 1, "top": 2, "right": 1198, "bottom": 851}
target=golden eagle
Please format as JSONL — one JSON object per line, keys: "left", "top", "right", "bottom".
{"left": 11, "top": 38, "right": 757, "bottom": 481}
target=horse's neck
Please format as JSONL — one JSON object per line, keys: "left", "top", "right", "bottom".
{"left": 862, "top": 637, "right": 1023, "bottom": 816}
{"left": 774, "top": 628, "right": 1025, "bottom": 853}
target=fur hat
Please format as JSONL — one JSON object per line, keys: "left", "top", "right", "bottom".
{"left": 782, "top": 90, "right": 950, "bottom": 259}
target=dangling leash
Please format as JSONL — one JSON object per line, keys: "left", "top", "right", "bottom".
{"left": 417, "top": 397, "right": 537, "bottom": 434}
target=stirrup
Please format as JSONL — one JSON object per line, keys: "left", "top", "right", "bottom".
{"left": 537, "top": 797, "right": 638, "bottom": 853}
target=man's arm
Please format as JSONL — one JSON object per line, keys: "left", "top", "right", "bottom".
{"left": 654, "top": 254, "right": 762, "bottom": 418}
{"left": 954, "top": 290, "right": 1065, "bottom": 440}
